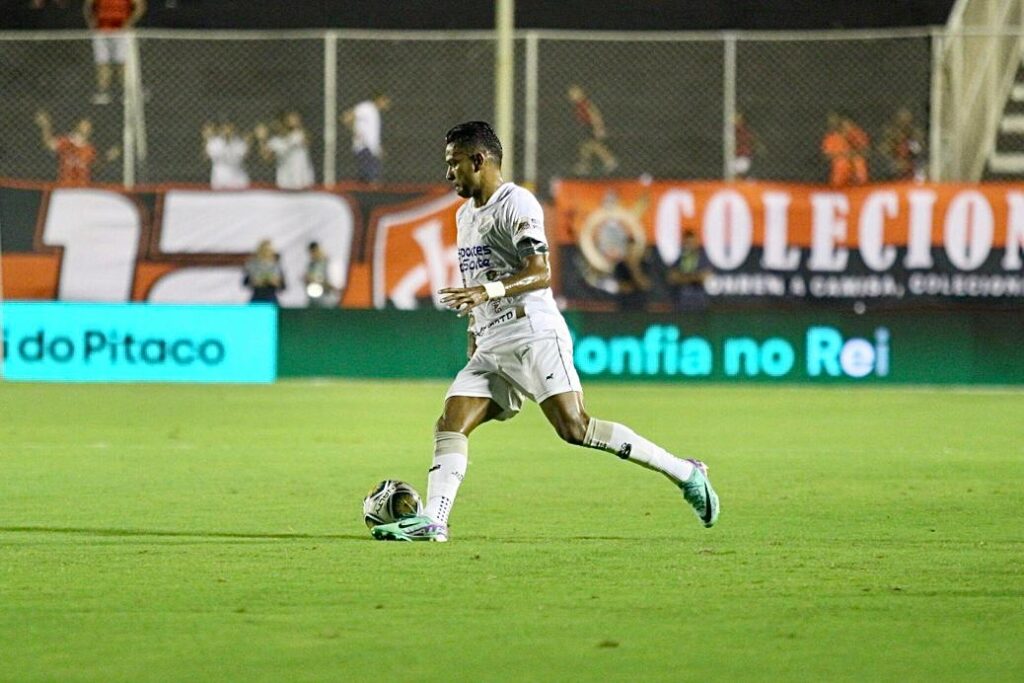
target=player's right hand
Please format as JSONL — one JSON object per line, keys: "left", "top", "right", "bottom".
{"left": 439, "top": 286, "right": 486, "bottom": 317}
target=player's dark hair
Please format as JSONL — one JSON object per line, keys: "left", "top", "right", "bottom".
{"left": 445, "top": 121, "right": 503, "bottom": 166}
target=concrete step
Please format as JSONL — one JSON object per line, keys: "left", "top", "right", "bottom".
{"left": 988, "top": 152, "right": 1024, "bottom": 174}
{"left": 1000, "top": 114, "right": 1024, "bottom": 134}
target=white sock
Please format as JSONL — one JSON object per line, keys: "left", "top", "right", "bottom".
{"left": 424, "top": 431, "right": 468, "bottom": 526}
{"left": 583, "top": 418, "right": 695, "bottom": 484}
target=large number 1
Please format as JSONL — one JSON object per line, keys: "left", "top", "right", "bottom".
{"left": 42, "top": 189, "right": 141, "bottom": 301}
{"left": 40, "top": 188, "right": 356, "bottom": 308}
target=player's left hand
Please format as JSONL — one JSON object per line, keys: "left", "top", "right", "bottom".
{"left": 439, "top": 286, "right": 486, "bottom": 317}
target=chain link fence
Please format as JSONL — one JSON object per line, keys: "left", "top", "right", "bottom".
{"left": 0, "top": 27, "right": 1002, "bottom": 189}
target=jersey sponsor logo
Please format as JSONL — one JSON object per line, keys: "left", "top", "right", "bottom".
{"left": 476, "top": 307, "right": 516, "bottom": 335}
{"left": 458, "top": 245, "right": 492, "bottom": 275}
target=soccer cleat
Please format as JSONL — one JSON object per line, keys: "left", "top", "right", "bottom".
{"left": 371, "top": 515, "right": 449, "bottom": 542}
{"left": 679, "top": 459, "right": 720, "bottom": 528}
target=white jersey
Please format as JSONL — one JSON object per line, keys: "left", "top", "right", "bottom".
{"left": 456, "top": 182, "right": 569, "bottom": 347}
{"left": 267, "top": 130, "right": 315, "bottom": 190}
{"left": 351, "top": 100, "right": 382, "bottom": 155}
{"left": 206, "top": 135, "right": 250, "bottom": 190}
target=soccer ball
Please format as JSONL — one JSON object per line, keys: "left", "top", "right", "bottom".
{"left": 362, "top": 480, "right": 422, "bottom": 529}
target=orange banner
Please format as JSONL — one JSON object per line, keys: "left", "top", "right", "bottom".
{"left": 554, "top": 180, "right": 1024, "bottom": 305}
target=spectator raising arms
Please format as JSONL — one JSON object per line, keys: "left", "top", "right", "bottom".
{"left": 255, "top": 111, "right": 315, "bottom": 190}
{"left": 34, "top": 111, "right": 119, "bottom": 185}
{"left": 202, "top": 120, "right": 250, "bottom": 190}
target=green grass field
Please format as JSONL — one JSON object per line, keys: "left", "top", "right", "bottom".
{"left": 1, "top": 380, "right": 1022, "bottom": 681}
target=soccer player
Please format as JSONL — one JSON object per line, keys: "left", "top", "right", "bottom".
{"left": 371, "top": 121, "right": 719, "bottom": 542}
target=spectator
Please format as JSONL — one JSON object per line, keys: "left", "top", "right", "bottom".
{"left": 610, "top": 234, "right": 652, "bottom": 310}
{"left": 243, "top": 239, "right": 285, "bottom": 304}
{"left": 84, "top": 0, "right": 146, "bottom": 105}
{"left": 822, "top": 112, "right": 868, "bottom": 186}
{"left": 342, "top": 93, "right": 391, "bottom": 184}
{"left": 34, "top": 111, "right": 119, "bottom": 185}
{"left": 879, "top": 107, "right": 926, "bottom": 182}
{"left": 303, "top": 241, "right": 340, "bottom": 308}
{"left": 842, "top": 115, "right": 870, "bottom": 183}
{"left": 202, "top": 120, "right": 250, "bottom": 190}
{"left": 254, "top": 111, "right": 314, "bottom": 190}
{"left": 667, "top": 229, "right": 712, "bottom": 310}
{"left": 732, "top": 112, "right": 764, "bottom": 180}
{"left": 567, "top": 84, "right": 618, "bottom": 176}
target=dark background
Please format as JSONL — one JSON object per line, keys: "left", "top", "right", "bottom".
{"left": 1, "top": 0, "right": 956, "bottom": 31}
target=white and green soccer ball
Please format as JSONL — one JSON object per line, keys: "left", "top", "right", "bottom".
{"left": 362, "top": 480, "right": 422, "bottom": 529}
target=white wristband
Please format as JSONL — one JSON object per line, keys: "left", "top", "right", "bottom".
{"left": 483, "top": 281, "right": 506, "bottom": 300}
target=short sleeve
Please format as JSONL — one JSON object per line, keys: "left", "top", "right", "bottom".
{"left": 507, "top": 188, "right": 549, "bottom": 257}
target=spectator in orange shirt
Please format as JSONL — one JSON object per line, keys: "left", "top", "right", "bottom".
{"left": 732, "top": 112, "right": 765, "bottom": 180}
{"left": 567, "top": 84, "right": 619, "bottom": 176}
{"left": 822, "top": 112, "right": 868, "bottom": 186}
{"left": 34, "top": 111, "right": 120, "bottom": 185}
{"left": 84, "top": 0, "right": 147, "bottom": 105}
{"left": 842, "top": 115, "right": 870, "bottom": 184}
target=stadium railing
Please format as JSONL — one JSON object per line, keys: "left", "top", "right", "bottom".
{"left": 0, "top": 27, "right": 1021, "bottom": 188}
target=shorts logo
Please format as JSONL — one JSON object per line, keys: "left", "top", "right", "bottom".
{"left": 616, "top": 443, "right": 633, "bottom": 459}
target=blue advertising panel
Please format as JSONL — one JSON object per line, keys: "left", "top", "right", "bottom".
{"left": 1, "top": 303, "right": 277, "bottom": 383}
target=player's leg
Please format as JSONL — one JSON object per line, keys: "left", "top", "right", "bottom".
{"left": 92, "top": 37, "right": 113, "bottom": 104}
{"left": 424, "top": 395, "right": 503, "bottom": 526}
{"left": 539, "top": 392, "right": 719, "bottom": 527}
{"left": 373, "top": 351, "right": 522, "bottom": 542}
{"left": 373, "top": 395, "right": 499, "bottom": 542}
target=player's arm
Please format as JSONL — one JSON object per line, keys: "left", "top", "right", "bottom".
{"left": 83, "top": 0, "right": 96, "bottom": 28}
{"left": 253, "top": 124, "right": 274, "bottom": 161}
{"left": 439, "top": 253, "right": 550, "bottom": 317}
{"left": 128, "top": 0, "right": 147, "bottom": 27}
{"left": 34, "top": 111, "right": 57, "bottom": 152}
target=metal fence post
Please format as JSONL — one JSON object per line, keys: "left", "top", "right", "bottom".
{"left": 122, "top": 30, "right": 138, "bottom": 187}
{"left": 495, "top": 0, "right": 515, "bottom": 180}
{"left": 723, "top": 32, "right": 737, "bottom": 181}
{"left": 323, "top": 31, "right": 338, "bottom": 187}
{"left": 930, "top": 28, "right": 944, "bottom": 182}
{"left": 524, "top": 31, "right": 539, "bottom": 189}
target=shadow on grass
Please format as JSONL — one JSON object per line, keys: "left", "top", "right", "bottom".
{"left": 0, "top": 525, "right": 366, "bottom": 541}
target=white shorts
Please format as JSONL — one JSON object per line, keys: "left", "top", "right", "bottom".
{"left": 92, "top": 34, "right": 128, "bottom": 65}
{"left": 446, "top": 327, "right": 583, "bottom": 421}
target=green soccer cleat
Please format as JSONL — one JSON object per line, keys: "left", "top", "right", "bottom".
{"left": 371, "top": 515, "right": 449, "bottom": 542}
{"left": 680, "top": 459, "right": 720, "bottom": 528}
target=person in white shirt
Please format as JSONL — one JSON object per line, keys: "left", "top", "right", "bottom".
{"left": 369, "top": 121, "right": 720, "bottom": 543}
{"left": 202, "top": 121, "right": 250, "bottom": 190}
{"left": 341, "top": 93, "right": 391, "bottom": 183}
{"left": 255, "top": 111, "right": 315, "bottom": 190}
